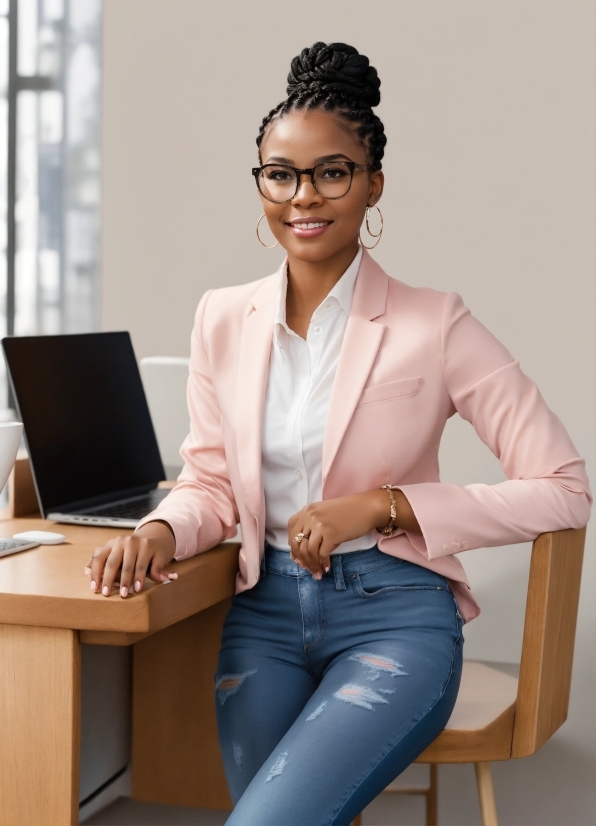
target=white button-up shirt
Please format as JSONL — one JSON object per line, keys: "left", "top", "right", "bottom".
{"left": 262, "top": 245, "right": 379, "bottom": 554}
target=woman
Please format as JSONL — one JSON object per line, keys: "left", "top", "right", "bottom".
{"left": 86, "top": 43, "right": 591, "bottom": 825}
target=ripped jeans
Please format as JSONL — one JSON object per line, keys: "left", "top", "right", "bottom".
{"left": 215, "top": 543, "right": 464, "bottom": 826}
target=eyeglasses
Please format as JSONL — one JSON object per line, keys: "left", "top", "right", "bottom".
{"left": 252, "top": 160, "right": 372, "bottom": 203}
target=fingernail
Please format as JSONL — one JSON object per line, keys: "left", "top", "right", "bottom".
{"left": 161, "top": 578, "right": 171, "bottom": 585}
{"left": 102, "top": 585, "right": 109, "bottom": 596}
{"left": 168, "top": 573, "right": 178, "bottom": 579}
{"left": 90, "top": 580, "right": 96, "bottom": 591}
{"left": 84, "top": 566, "right": 90, "bottom": 573}
{"left": 324, "top": 565, "right": 330, "bottom": 573}
{"left": 120, "top": 586, "right": 128, "bottom": 598}
{"left": 316, "top": 572, "right": 322, "bottom": 580}
{"left": 134, "top": 580, "right": 142, "bottom": 592}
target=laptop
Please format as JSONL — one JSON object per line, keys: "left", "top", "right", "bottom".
{"left": 2, "top": 332, "right": 170, "bottom": 528}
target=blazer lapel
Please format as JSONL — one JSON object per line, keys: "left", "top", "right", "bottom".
{"left": 236, "top": 265, "right": 281, "bottom": 519}
{"left": 322, "top": 250, "right": 389, "bottom": 483}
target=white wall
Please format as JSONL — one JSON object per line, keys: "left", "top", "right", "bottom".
{"left": 102, "top": 2, "right": 595, "bottom": 823}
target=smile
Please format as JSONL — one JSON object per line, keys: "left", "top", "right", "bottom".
{"left": 291, "top": 222, "right": 329, "bottom": 229}
{"left": 286, "top": 219, "right": 333, "bottom": 238}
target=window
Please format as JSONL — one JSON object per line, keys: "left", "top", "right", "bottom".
{"left": 1, "top": 0, "right": 101, "bottom": 412}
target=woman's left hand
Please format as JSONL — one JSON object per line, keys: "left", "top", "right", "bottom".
{"left": 288, "top": 490, "right": 391, "bottom": 578}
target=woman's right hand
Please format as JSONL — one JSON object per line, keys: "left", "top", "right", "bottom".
{"left": 85, "top": 520, "right": 178, "bottom": 598}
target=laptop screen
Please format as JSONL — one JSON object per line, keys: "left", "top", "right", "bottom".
{"left": 2, "top": 332, "right": 165, "bottom": 514}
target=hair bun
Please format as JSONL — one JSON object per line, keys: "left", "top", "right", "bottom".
{"left": 287, "top": 42, "right": 381, "bottom": 108}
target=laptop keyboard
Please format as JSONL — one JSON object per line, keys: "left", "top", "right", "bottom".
{"left": 0, "top": 538, "right": 38, "bottom": 558}
{"left": 80, "top": 491, "right": 168, "bottom": 520}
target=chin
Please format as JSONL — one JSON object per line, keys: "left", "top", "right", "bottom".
{"left": 286, "top": 238, "right": 345, "bottom": 263}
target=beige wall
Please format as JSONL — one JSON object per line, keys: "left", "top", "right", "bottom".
{"left": 102, "top": 2, "right": 595, "bottom": 823}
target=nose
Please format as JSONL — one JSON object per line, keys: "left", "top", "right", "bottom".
{"left": 291, "top": 173, "right": 323, "bottom": 207}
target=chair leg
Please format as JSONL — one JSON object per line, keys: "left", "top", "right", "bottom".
{"left": 426, "top": 763, "right": 438, "bottom": 826}
{"left": 474, "top": 762, "right": 498, "bottom": 826}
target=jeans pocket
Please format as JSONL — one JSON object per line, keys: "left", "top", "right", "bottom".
{"left": 350, "top": 563, "right": 451, "bottom": 598}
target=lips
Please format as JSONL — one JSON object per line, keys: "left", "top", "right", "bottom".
{"left": 286, "top": 217, "right": 333, "bottom": 238}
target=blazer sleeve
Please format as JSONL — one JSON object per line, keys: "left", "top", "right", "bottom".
{"left": 135, "top": 290, "right": 239, "bottom": 559}
{"left": 396, "top": 291, "right": 592, "bottom": 560}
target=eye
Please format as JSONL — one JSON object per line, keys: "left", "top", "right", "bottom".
{"left": 320, "top": 164, "right": 349, "bottom": 179}
{"left": 265, "top": 167, "right": 294, "bottom": 182}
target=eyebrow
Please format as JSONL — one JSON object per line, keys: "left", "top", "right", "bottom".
{"left": 263, "top": 153, "right": 354, "bottom": 166}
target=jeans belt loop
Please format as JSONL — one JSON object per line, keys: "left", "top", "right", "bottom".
{"left": 332, "top": 554, "right": 346, "bottom": 590}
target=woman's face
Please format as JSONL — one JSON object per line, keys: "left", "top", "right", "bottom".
{"left": 258, "top": 108, "right": 384, "bottom": 263}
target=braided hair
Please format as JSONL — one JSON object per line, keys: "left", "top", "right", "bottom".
{"left": 256, "top": 42, "right": 387, "bottom": 170}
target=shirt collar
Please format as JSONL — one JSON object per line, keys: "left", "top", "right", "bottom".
{"left": 273, "top": 245, "right": 363, "bottom": 336}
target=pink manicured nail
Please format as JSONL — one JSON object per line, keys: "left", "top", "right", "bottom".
{"left": 168, "top": 572, "right": 178, "bottom": 580}
{"left": 324, "top": 565, "right": 330, "bottom": 573}
{"left": 102, "top": 585, "right": 109, "bottom": 596}
{"left": 134, "top": 580, "right": 142, "bottom": 592}
{"left": 120, "top": 586, "right": 128, "bottom": 598}
{"left": 90, "top": 580, "right": 96, "bottom": 591}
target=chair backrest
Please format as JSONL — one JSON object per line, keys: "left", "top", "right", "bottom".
{"left": 140, "top": 356, "right": 190, "bottom": 477}
{"left": 511, "top": 527, "right": 586, "bottom": 758}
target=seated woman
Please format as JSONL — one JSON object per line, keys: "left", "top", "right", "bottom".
{"left": 86, "top": 41, "right": 591, "bottom": 826}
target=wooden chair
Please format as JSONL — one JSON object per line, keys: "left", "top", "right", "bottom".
{"left": 352, "top": 527, "right": 587, "bottom": 826}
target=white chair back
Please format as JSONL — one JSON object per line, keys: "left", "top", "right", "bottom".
{"left": 140, "top": 357, "right": 190, "bottom": 479}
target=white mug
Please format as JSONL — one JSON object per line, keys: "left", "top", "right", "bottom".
{"left": 0, "top": 422, "right": 23, "bottom": 493}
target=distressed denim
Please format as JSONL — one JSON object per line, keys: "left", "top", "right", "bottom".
{"left": 215, "top": 543, "right": 464, "bottom": 826}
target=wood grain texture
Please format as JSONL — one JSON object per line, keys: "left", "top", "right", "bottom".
{"left": 415, "top": 528, "right": 586, "bottom": 767}
{"left": 0, "top": 515, "right": 239, "bottom": 634}
{"left": 0, "top": 624, "right": 80, "bottom": 826}
{"left": 132, "top": 599, "right": 233, "bottom": 811}
{"left": 511, "top": 527, "right": 586, "bottom": 757}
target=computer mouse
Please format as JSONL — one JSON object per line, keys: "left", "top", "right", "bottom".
{"left": 13, "top": 530, "right": 67, "bottom": 545}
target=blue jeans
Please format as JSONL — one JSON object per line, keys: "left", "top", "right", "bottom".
{"left": 215, "top": 544, "right": 464, "bottom": 826}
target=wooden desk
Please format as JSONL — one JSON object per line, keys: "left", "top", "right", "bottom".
{"left": 0, "top": 515, "right": 238, "bottom": 826}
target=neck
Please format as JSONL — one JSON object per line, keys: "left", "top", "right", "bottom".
{"left": 286, "top": 238, "right": 360, "bottom": 318}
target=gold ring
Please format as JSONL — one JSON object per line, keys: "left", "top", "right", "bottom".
{"left": 294, "top": 532, "right": 309, "bottom": 544}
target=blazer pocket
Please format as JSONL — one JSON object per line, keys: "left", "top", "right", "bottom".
{"left": 356, "top": 376, "right": 421, "bottom": 407}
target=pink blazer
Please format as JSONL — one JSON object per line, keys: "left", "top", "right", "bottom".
{"left": 138, "top": 249, "right": 592, "bottom": 622}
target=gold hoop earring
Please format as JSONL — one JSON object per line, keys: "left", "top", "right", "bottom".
{"left": 360, "top": 204, "right": 383, "bottom": 249}
{"left": 256, "top": 213, "right": 279, "bottom": 248}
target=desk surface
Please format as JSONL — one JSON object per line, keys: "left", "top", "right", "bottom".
{"left": 0, "top": 515, "right": 239, "bottom": 643}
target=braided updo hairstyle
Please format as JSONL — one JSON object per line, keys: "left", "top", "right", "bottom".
{"left": 256, "top": 42, "right": 387, "bottom": 170}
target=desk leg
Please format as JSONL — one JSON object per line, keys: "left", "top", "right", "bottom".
{"left": 0, "top": 625, "right": 80, "bottom": 826}
{"left": 132, "top": 599, "right": 233, "bottom": 811}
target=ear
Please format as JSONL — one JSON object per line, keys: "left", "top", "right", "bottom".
{"left": 368, "top": 170, "right": 384, "bottom": 205}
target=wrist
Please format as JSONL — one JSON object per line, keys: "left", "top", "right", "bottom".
{"left": 367, "top": 489, "right": 395, "bottom": 531}
{"left": 135, "top": 520, "right": 176, "bottom": 555}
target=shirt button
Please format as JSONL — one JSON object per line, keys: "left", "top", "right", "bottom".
{"left": 295, "top": 469, "right": 303, "bottom": 480}
{"left": 314, "top": 327, "right": 320, "bottom": 333}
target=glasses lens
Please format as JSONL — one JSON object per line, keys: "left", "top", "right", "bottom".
{"left": 259, "top": 166, "right": 298, "bottom": 202}
{"left": 314, "top": 163, "right": 352, "bottom": 198}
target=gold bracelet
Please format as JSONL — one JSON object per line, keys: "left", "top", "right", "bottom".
{"left": 377, "top": 484, "right": 398, "bottom": 537}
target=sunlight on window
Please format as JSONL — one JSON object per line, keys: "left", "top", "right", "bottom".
{"left": 1, "top": 0, "right": 102, "bottom": 413}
